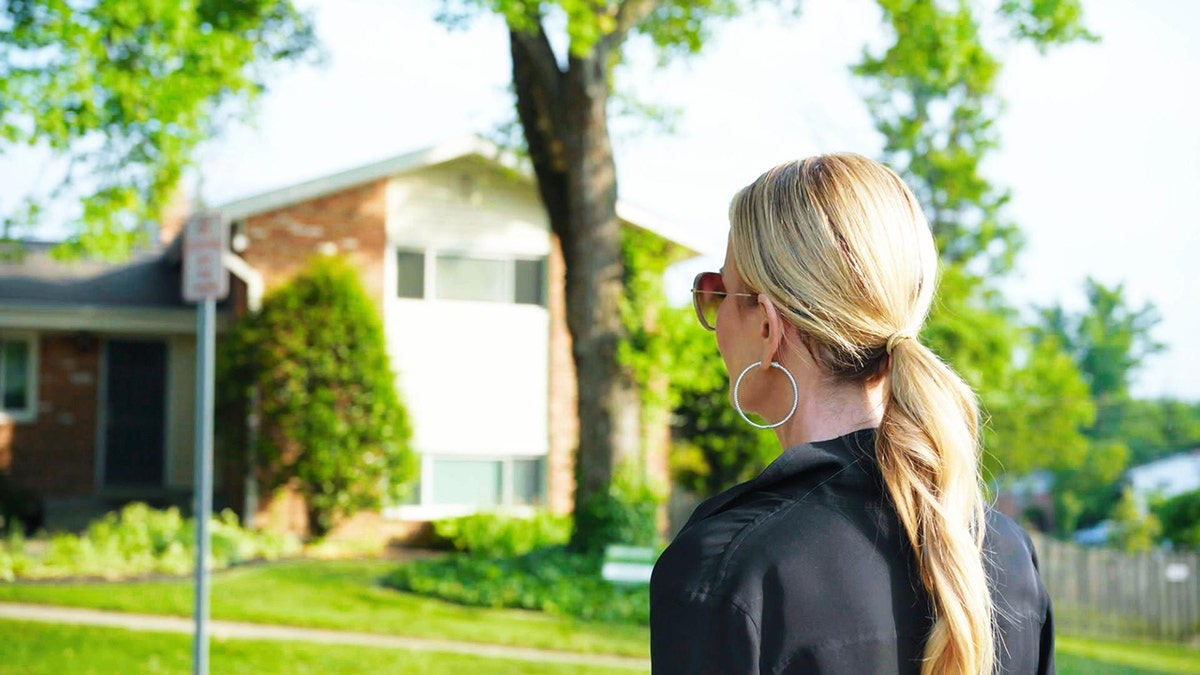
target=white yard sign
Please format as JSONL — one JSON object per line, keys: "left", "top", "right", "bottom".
{"left": 183, "top": 213, "right": 229, "bottom": 302}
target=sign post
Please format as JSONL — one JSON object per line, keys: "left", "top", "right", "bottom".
{"left": 182, "top": 212, "right": 229, "bottom": 675}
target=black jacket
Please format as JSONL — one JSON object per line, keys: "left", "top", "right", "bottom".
{"left": 650, "top": 428, "right": 1054, "bottom": 674}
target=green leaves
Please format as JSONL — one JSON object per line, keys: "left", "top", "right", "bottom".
{"left": 0, "top": 502, "right": 300, "bottom": 581}
{"left": 0, "top": 0, "right": 318, "bottom": 258}
{"left": 855, "top": 0, "right": 1014, "bottom": 274}
{"left": 999, "top": 0, "right": 1099, "bottom": 49}
{"left": 433, "top": 510, "right": 573, "bottom": 557}
{"left": 1108, "top": 485, "right": 1162, "bottom": 554}
{"left": 1038, "top": 278, "right": 1165, "bottom": 404}
{"left": 1154, "top": 489, "right": 1200, "bottom": 551}
{"left": 387, "top": 545, "right": 652, "bottom": 624}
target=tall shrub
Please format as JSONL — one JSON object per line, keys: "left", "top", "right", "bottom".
{"left": 220, "top": 256, "right": 416, "bottom": 536}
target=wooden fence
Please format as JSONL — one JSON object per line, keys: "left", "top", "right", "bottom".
{"left": 1030, "top": 532, "right": 1200, "bottom": 643}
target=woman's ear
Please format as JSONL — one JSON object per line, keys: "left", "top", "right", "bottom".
{"left": 758, "top": 293, "right": 784, "bottom": 370}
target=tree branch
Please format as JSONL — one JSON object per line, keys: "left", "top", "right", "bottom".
{"left": 509, "top": 20, "right": 564, "bottom": 107}
{"left": 510, "top": 22, "right": 568, "bottom": 173}
{"left": 605, "top": 0, "right": 657, "bottom": 49}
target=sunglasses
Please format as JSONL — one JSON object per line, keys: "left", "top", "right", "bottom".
{"left": 691, "top": 271, "right": 757, "bottom": 331}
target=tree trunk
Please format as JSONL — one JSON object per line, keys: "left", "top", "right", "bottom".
{"left": 509, "top": 29, "right": 642, "bottom": 550}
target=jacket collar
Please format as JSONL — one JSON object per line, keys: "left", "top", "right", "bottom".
{"left": 682, "top": 427, "right": 881, "bottom": 530}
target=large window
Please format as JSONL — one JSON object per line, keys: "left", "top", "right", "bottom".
{"left": 436, "top": 256, "right": 511, "bottom": 303}
{"left": 0, "top": 334, "right": 36, "bottom": 422}
{"left": 396, "top": 250, "right": 546, "bottom": 306}
{"left": 432, "top": 458, "right": 503, "bottom": 507}
{"left": 425, "top": 455, "right": 546, "bottom": 508}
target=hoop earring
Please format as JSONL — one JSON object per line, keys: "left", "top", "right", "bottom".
{"left": 733, "top": 361, "right": 799, "bottom": 429}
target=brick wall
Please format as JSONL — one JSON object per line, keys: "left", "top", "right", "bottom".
{"left": 0, "top": 333, "right": 100, "bottom": 498}
{"left": 158, "top": 185, "right": 191, "bottom": 245}
{"left": 238, "top": 180, "right": 389, "bottom": 306}
{"left": 546, "top": 234, "right": 578, "bottom": 514}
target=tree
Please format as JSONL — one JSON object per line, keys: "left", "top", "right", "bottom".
{"left": 852, "top": 0, "right": 1096, "bottom": 480}
{"left": 218, "top": 256, "right": 417, "bottom": 537}
{"left": 437, "top": 0, "right": 780, "bottom": 549}
{"left": 1038, "top": 278, "right": 1165, "bottom": 438}
{"left": 1108, "top": 485, "right": 1161, "bottom": 554}
{"left": 1114, "top": 398, "right": 1200, "bottom": 467}
{"left": 0, "top": 0, "right": 317, "bottom": 258}
{"left": 1035, "top": 278, "right": 1165, "bottom": 532}
{"left": 439, "top": 0, "right": 1097, "bottom": 550}
{"left": 666, "top": 305, "right": 778, "bottom": 498}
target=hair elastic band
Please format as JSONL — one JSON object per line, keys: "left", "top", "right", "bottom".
{"left": 886, "top": 332, "right": 915, "bottom": 355}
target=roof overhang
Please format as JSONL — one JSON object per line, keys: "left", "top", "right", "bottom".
{"left": 216, "top": 136, "right": 715, "bottom": 259}
{"left": 0, "top": 303, "right": 232, "bottom": 334}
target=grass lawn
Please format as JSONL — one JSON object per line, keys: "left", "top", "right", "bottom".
{"left": 1057, "top": 635, "right": 1200, "bottom": 674}
{"left": 2, "top": 558, "right": 1196, "bottom": 673}
{"left": 0, "top": 619, "right": 640, "bottom": 674}
{"left": 0, "top": 559, "right": 650, "bottom": 657}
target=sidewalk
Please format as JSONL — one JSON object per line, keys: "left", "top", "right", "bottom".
{"left": 0, "top": 602, "right": 650, "bottom": 671}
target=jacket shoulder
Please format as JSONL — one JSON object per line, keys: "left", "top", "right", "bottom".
{"left": 984, "top": 510, "right": 1049, "bottom": 622}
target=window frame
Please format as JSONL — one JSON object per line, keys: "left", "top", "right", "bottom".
{"left": 392, "top": 247, "right": 547, "bottom": 307}
{"left": 0, "top": 332, "right": 39, "bottom": 424}
{"left": 385, "top": 453, "right": 549, "bottom": 520}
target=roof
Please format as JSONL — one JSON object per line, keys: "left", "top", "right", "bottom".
{"left": 1129, "top": 448, "right": 1200, "bottom": 475}
{"left": 0, "top": 242, "right": 189, "bottom": 309}
{"left": 216, "top": 135, "right": 713, "bottom": 258}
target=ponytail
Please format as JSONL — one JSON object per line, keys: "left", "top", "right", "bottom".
{"left": 878, "top": 338, "right": 994, "bottom": 675}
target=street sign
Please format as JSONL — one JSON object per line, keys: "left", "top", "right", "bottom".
{"left": 601, "top": 545, "right": 657, "bottom": 585}
{"left": 182, "top": 212, "right": 224, "bottom": 674}
{"left": 183, "top": 213, "right": 229, "bottom": 302}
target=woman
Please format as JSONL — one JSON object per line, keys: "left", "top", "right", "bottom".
{"left": 650, "top": 155, "right": 1053, "bottom": 674}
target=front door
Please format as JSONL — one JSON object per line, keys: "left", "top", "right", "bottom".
{"left": 103, "top": 340, "right": 167, "bottom": 488}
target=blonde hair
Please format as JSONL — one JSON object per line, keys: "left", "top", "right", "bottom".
{"left": 729, "top": 155, "right": 994, "bottom": 675}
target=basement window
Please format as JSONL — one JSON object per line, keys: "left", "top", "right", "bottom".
{"left": 0, "top": 334, "right": 37, "bottom": 423}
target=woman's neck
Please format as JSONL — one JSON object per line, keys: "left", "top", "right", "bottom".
{"left": 773, "top": 378, "right": 886, "bottom": 449}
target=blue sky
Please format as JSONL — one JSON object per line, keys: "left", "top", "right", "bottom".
{"left": 2, "top": 0, "right": 1196, "bottom": 399}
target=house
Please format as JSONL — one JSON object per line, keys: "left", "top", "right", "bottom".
{"left": 1127, "top": 448, "right": 1200, "bottom": 509}
{"left": 992, "top": 469, "right": 1056, "bottom": 532}
{"left": 0, "top": 237, "right": 252, "bottom": 530}
{"left": 0, "top": 136, "right": 705, "bottom": 534}
{"left": 993, "top": 449, "right": 1200, "bottom": 545}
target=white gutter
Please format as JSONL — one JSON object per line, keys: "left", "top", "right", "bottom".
{"left": 222, "top": 251, "right": 264, "bottom": 312}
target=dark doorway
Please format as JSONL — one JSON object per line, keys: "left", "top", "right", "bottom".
{"left": 103, "top": 340, "right": 167, "bottom": 487}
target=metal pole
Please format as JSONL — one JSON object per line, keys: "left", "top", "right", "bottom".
{"left": 193, "top": 298, "right": 215, "bottom": 675}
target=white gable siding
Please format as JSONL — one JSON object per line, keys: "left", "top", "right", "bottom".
{"left": 387, "top": 158, "right": 550, "bottom": 257}
{"left": 382, "top": 158, "right": 551, "bottom": 510}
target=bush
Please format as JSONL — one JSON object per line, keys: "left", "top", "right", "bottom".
{"left": 1108, "top": 486, "right": 1162, "bottom": 553}
{"left": 432, "top": 510, "right": 571, "bottom": 558}
{"left": 0, "top": 502, "right": 300, "bottom": 581}
{"left": 1155, "top": 488, "right": 1200, "bottom": 550}
{"left": 218, "top": 256, "right": 417, "bottom": 537}
{"left": 386, "top": 546, "right": 651, "bottom": 624}
{"left": 573, "top": 471, "right": 662, "bottom": 557}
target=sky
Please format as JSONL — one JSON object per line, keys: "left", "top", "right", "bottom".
{"left": 2, "top": 0, "right": 1197, "bottom": 399}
